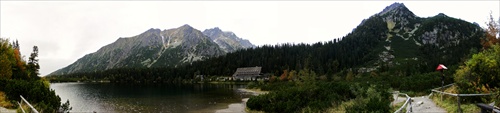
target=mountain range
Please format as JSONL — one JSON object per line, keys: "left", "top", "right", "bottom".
{"left": 50, "top": 2, "right": 484, "bottom": 77}
{"left": 50, "top": 25, "right": 255, "bottom": 75}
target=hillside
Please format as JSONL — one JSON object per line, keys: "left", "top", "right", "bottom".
{"left": 358, "top": 3, "right": 482, "bottom": 73}
{"left": 190, "top": 3, "right": 482, "bottom": 76}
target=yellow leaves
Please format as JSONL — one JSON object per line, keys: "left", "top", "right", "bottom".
{"left": 0, "top": 91, "right": 15, "bottom": 108}
{"left": 445, "top": 85, "right": 459, "bottom": 94}
{"left": 287, "top": 70, "right": 297, "bottom": 81}
{"left": 455, "top": 44, "right": 500, "bottom": 95}
{"left": 0, "top": 38, "right": 14, "bottom": 79}
{"left": 476, "top": 85, "right": 491, "bottom": 93}
{"left": 13, "top": 49, "right": 26, "bottom": 71}
{"left": 0, "top": 54, "right": 13, "bottom": 79}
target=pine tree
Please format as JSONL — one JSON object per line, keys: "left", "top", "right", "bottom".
{"left": 27, "top": 46, "right": 40, "bottom": 78}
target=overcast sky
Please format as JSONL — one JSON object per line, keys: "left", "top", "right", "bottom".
{"left": 1, "top": 1, "right": 499, "bottom": 76}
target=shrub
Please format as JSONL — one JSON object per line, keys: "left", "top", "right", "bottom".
{"left": 3, "top": 79, "right": 61, "bottom": 112}
{"left": 344, "top": 84, "right": 391, "bottom": 113}
{"left": 246, "top": 81, "right": 263, "bottom": 89}
{"left": 247, "top": 82, "right": 355, "bottom": 113}
{"left": 454, "top": 45, "right": 500, "bottom": 103}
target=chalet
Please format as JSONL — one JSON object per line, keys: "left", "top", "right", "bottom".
{"left": 232, "top": 66, "right": 262, "bottom": 81}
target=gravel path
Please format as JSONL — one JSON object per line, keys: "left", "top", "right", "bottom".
{"left": 392, "top": 92, "right": 447, "bottom": 113}
{"left": 408, "top": 95, "right": 446, "bottom": 113}
{"left": 0, "top": 106, "right": 16, "bottom": 113}
{"left": 392, "top": 93, "right": 407, "bottom": 105}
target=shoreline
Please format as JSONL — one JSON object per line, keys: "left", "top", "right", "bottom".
{"left": 214, "top": 88, "right": 268, "bottom": 113}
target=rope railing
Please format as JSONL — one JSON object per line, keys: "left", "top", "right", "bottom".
{"left": 432, "top": 83, "right": 455, "bottom": 90}
{"left": 430, "top": 83, "right": 494, "bottom": 113}
{"left": 19, "top": 95, "right": 39, "bottom": 113}
{"left": 393, "top": 92, "right": 412, "bottom": 113}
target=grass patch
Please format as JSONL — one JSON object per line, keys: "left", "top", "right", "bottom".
{"left": 431, "top": 86, "right": 480, "bottom": 113}
{"left": 404, "top": 91, "right": 428, "bottom": 97}
{"left": 325, "top": 100, "right": 353, "bottom": 113}
{"left": 390, "top": 100, "right": 406, "bottom": 113}
{"left": 431, "top": 94, "right": 479, "bottom": 113}
{"left": 0, "top": 91, "right": 14, "bottom": 109}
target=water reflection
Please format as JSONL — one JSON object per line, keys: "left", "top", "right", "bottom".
{"left": 50, "top": 83, "right": 251, "bottom": 113}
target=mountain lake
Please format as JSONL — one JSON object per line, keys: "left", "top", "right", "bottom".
{"left": 50, "top": 83, "right": 254, "bottom": 113}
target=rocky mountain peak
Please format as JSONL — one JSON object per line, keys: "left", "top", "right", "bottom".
{"left": 436, "top": 13, "right": 448, "bottom": 17}
{"left": 202, "top": 27, "right": 255, "bottom": 53}
{"left": 204, "top": 27, "right": 224, "bottom": 32}
{"left": 203, "top": 27, "right": 238, "bottom": 38}
{"left": 203, "top": 27, "right": 224, "bottom": 40}
{"left": 380, "top": 3, "right": 406, "bottom": 14}
{"left": 373, "top": 2, "right": 418, "bottom": 34}
{"left": 211, "top": 27, "right": 222, "bottom": 32}
{"left": 171, "top": 24, "right": 203, "bottom": 41}
{"left": 379, "top": 2, "right": 415, "bottom": 18}
{"left": 145, "top": 28, "right": 162, "bottom": 34}
{"left": 178, "top": 24, "right": 195, "bottom": 31}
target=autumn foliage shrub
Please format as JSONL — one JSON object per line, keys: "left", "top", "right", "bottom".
{"left": 454, "top": 45, "right": 500, "bottom": 104}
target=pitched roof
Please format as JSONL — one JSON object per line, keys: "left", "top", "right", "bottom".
{"left": 232, "top": 66, "right": 262, "bottom": 77}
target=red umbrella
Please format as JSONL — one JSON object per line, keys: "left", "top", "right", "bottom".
{"left": 436, "top": 64, "right": 448, "bottom": 71}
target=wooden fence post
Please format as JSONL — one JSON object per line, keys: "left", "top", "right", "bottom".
{"left": 457, "top": 95, "right": 462, "bottom": 113}
{"left": 409, "top": 98, "right": 413, "bottom": 112}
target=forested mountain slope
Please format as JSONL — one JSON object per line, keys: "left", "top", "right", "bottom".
{"left": 185, "top": 3, "right": 482, "bottom": 77}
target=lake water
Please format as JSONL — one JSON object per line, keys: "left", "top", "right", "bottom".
{"left": 50, "top": 83, "right": 253, "bottom": 113}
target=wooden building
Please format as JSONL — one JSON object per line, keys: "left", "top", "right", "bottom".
{"left": 232, "top": 66, "right": 262, "bottom": 80}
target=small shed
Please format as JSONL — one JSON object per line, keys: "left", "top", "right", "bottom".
{"left": 232, "top": 66, "right": 262, "bottom": 80}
